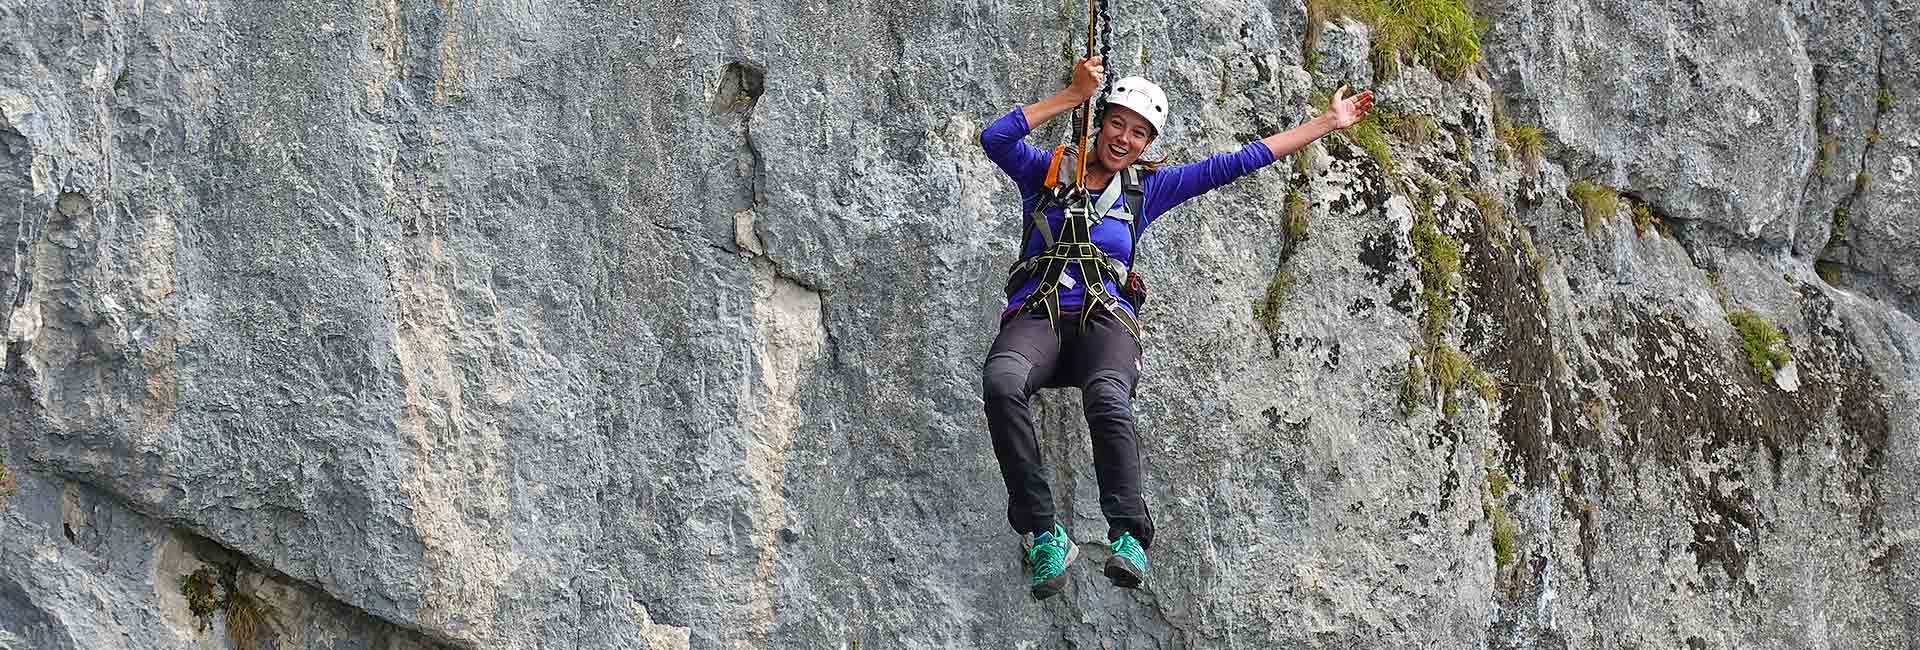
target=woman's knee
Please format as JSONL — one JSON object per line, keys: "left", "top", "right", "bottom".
{"left": 982, "top": 351, "right": 1034, "bottom": 401}
{"left": 1081, "top": 370, "right": 1135, "bottom": 411}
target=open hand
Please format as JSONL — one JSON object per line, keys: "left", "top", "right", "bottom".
{"left": 1327, "top": 85, "right": 1376, "bottom": 130}
{"left": 1069, "top": 56, "right": 1106, "bottom": 103}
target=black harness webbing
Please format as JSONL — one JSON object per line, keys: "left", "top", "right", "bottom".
{"left": 1006, "top": 166, "right": 1147, "bottom": 338}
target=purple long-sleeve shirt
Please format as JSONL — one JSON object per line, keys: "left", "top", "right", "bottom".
{"left": 980, "top": 107, "right": 1279, "bottom": 318}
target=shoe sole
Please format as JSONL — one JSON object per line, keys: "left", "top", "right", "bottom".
{"left": 1103, "top": 554, "right": 1143, "bottom": 589}
{"left": 1029, "top": 543, "right": 1081, "bottom": 601}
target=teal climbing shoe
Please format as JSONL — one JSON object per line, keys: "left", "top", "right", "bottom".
{"left": 1022, "top": 524, "right": 1079, "bottom": 600}
{"left": 1103, "top": 531, "right": 1147, "bottom": 588}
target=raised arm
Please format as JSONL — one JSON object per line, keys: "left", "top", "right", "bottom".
{"left": 1022, "top": 56, "right": 1106, "bottom": 128}
{"left": 1140, "top": 85, "right": 1376, "bottom": 222}
{"left": 980, "top": 57, "right": 1111, "bottom": 193}
{"left": 1261, "top": 85, "right": 1375, "bottom": 158}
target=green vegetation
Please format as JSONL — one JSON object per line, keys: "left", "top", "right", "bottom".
{"left": 1471, "top": 367, "right": 1501, "bottom": 401}
{"left": 1879, "top": 85, "right": 1896, "bottom": 113}
{"left": 1312, "top": 90, "right": 1399, "bottom": 174}
{"left": 1495, "top": 119, "right": 1544, "bottom": 165}
{"left": 1403, "top": 185, "right": 1503, "bottom": 416}
{"left": 1631, "top": 202, "right": 1660, "bottom": 237}
{"left": 1307, "top": 0, "right": 1482, "bottom": 79}
{"left": 178, "top": 565, "right": 277, "bottom": 648}
{"left": 1468, "top": 190, "right": 1507, "bottom": 248}
{"left": 1347, "top": 112, "right": 1396, "bottom": 174}
{"left": 1567, "top": 179, "right": 1619, "bottom": 236}
{"left": 1487, "top": 500, "right": 1518, "bottom": 569}
{"left": 1816, "top": 260, "right": 1844, "bottom": 285}
{"left": 1254, "top": 271, "right": 1296, "bottom": 336}
{"left": 1487, "top": 467, "right": 1511, "bottom": 498}
{"left": 1430, "top": 344, "right": 1470, "bottom": 394}
{"left": 1728, "top": 310, "right": 1792, "bottom": 381}
{"left": 1418, "top": 173, "right": 1447, "bottom": 200}
{"left": 1216, "top": 64, "right": 1231, "bottom": 106}
{"left": 1856, "top": 171, "right": 1872, "bottom": 194}
{"left": 1394, "top": 177, "right": 1506, "bottom": 418}
{"left": 1285, "top": 185, "right": 1311, "bottom": 243}
{"left": 0, "top": 460, "right": 14, "bottom": 504}
{"left": 1385, "top": 112, "right": 1436, "bottom": 147}
{"left": 1455, "top": 133, "right": 1472, "bottom": 163}
{"left": 1412, "top": 216, "right": 1461, "bottom": 340}
{"left": 179, "top": 568, "right": 222, "bottom": 622}
{"left": 225, "top": 591, "right": 277, "bottom": 650}
{"left": 1815, "top": 134, "right": 1838, "bottom": 178}
{"left": 1829, "top": 206, "right": 1851, "bottom": 246}
{"left": 1519, "top": 230, "right": 1549, "bottom": 306}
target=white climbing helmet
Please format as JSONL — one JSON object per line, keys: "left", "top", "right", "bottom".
{"left": 1105, "top": 76, "right": 1169, "bottom": 134}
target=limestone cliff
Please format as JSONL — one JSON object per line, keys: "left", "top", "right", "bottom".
{"left": 1, "top": 0, "right": 1915, "bottom": 648}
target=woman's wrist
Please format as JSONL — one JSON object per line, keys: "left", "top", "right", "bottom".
{"left": 1067, "top": 84, "right": 1095, "bottom": 104}
{"left": 1311, "top": 111, "right": 1340, "bottom": 135}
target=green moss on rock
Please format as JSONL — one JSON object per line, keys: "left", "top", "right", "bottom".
{"left": 1487, "top": 500, "right": 1518, "bottom": 569}
{"left": 1254, "top": 271, "right": 1295, "bottom": 336}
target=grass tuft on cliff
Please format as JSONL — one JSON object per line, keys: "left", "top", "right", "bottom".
{"left": 1495, "top": 118, "right": 1544, "bottom": 165}
{"left": 1412, "top": 214, "right": 1460, "bottom": 340}
{"left": 1567, "top": 179, "right": 1619, "bottom": 236}
{"left": 226, "top": 591, "right": 277, "bottom": 650}
{"left": 1631, "top": 202, "right": 1662, "bottom": 237}
{"left": 1728, "top": 310, "right": 1791, "bottom": 381}
{"left": 177, "top": 565, "right": 279, "bottom": 648}
{"left": 179, "top": 568, "right": 222, "bottom": 623}
{"left": 1308, "top": 0, "right": 1481, "bottom": 79}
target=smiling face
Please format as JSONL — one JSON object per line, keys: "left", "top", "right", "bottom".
{"left": 1093, "top": 105, "right": 1157, "bottom": 173}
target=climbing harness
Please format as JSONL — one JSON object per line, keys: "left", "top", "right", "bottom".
{"left": 1003, "top": 0, "right": 1150, "bottom": 338}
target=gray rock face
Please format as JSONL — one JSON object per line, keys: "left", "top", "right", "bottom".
{"left": 0, "top": 0, "right": 1914, "bottom": 648}
{"left": 0, "top": 471, "right": 450, "bottom": 650}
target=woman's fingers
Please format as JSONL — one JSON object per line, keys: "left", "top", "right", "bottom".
{"left": 1349, "top": 90, "right": 1375, "bottom": 114}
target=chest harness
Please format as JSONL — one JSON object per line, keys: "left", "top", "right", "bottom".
{"left": 1003, "top": 165, "right": 1148, "bottom": 338}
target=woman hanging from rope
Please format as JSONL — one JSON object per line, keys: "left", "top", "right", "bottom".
{"left": 978, "top": 54, "right": 1375, "bottom": 600}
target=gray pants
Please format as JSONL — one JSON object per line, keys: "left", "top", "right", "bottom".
{"left": 982, "top": 308, "right": 1154, "bottom": 548}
